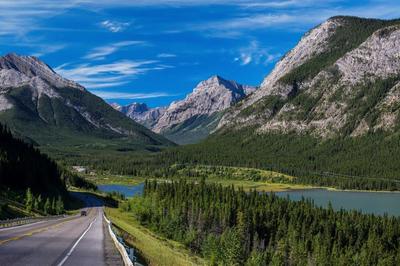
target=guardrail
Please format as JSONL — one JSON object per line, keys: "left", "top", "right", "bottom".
{"left": 103, "top": 213, "right": 144, "bottom": 266}
{"left": 0, "top": 215, "right": 66, "bottom": 229}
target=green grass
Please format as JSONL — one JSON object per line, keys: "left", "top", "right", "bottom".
{"left": 171, "top": 164, "right": 295, "bottom": 182}
{"left": 105, "top": 207, "right": 205, "bottom": 266}
{"left": 143, "top": 165, "right": 313, "bottom": 192}
{"left": 84, "top": 174, "right": 144, "bottom": 185}
{"left": 204, "top": 178, "right": 313, "bottom": 192}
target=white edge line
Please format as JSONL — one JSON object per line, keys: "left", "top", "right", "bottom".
{"left": 57, "top": 216, "right": 97, "bottom": 266}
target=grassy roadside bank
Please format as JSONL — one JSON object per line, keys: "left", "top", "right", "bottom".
{"left": 105, "top": 207, "right": 205, "bottom": 266}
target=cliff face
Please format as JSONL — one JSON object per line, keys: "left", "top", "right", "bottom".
{"left": 218, "top": 16, "right": 400, "bottom": 138}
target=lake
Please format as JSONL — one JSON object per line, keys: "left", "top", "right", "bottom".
{"left": 98, "top": 183, "right": 144, "bottom": 197}
{"left": 98, "top": 183, "right": 400, "bottom": 216}
{"left": 276, "top": 189, "right": 400, "bottom": 216}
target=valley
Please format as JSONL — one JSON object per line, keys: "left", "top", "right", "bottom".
{"left": 1, "top": 8, "right": 400, "bottom": 266}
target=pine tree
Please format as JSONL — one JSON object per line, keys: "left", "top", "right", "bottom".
{"left": 33, "top": 198, "right": 39, "bottom": 211}
{"left": 51, "top": 198, "right": 56, "bottom": 214}
{"left": 44, "top": 198, "right": 51, "bottom": 215}
{"left": 25, "top": 188, "right": 33, "bottom": 212}
{"left": 56, "top": 196, "right": 64, "bottom": 215}
{"left": 37, "top": 195, "right": 42, "bottom": 210}
{"left": 221, "top": 228, "right": 243, "bottom": 265}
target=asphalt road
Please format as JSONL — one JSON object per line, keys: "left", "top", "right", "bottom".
{"left": 0, "top": 193, "right": 121, "bottom": 266}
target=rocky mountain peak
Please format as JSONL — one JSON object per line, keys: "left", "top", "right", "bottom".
{"left": 195, "top": 75, "right": 250, "bottom": 97}
{"left": 123, "top": 102, "right": 149, "bottom": 113}
{"left": 153, "top": 75, "right": 256, "bottom": 133}
{"left": 111, "top": 101, "right": 166, "bottom": 129}
{"left": 199, "top": 75, "right": 232, "bottom": 87}
{"left": 0, "top": 53, "right": 84, "bottom": 90}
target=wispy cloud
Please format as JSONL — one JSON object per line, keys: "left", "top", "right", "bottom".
{"left": 84, "top": 41, "right": 146, "bottom": 60}
{"left": 100, "top": 20, "right": 131, "bottom": 33}
{"left": 91, "top": 91, "right": 175, "bottom": 100}
{"left": 1, "top": 1, "right": 400, "bottom": 40}
{"left": 31, "top": 44, "right": 67, "bottom": 57}
{"left": 55, "top": 60, "right": 172, "bottom": 89}
{"left": 0, "top": 1, "right": 76, "bottom": 37}
{"left": 195, "top": 13, "right": 317, "bottom": 38}
{"left": 157, "top": 53, "right": 176, "bottom": 58}
{"left": 239, "top": 0, "right": 329, "bottom": 9}
{"left": 186, "top": 2, "right": 400, "bottom": 38}
{"left": 234, "top": 40, "right": 281, "bottom": 66}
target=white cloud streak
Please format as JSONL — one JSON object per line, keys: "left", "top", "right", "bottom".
{"left": 55, "top": 60, "right": 172, "bottom": 89}
{"left": 1, "top": 0, "right": 400, "bottom": 40}
{"left": 195, "top": 13, "right": 323, "bottom": 38}
{"left": 100, "top": 20, "right": 131, "bottom": 33}
{"left": 234, "top": 40, "right": 281, "bottom": 65}
{"left": 239, "top": 0, "right": 332, "bottom": 9}
{"left": 157, "top": 53, "right": 177, "bottom": 58}
{"left": 84, "top": 41, "right": 146, "bottom": 60}
{"left": 31, "top": 44, "right": 67, "bottom": 57}
{"left": 91, "top": 91, "right": 174, "bottom": 100}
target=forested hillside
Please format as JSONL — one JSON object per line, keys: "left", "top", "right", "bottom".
{"left": 123, "top": 180, "right": 400, "bottom": 265}
{"left": 0, "top": 123, "right": 66, "bottom": 196}
{"left": 159, "top": 130, "right": 400, "bottom": 190}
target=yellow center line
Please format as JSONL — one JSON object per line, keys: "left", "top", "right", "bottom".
{"left": 0, "top": 210, "right": 95, "bottom": 246}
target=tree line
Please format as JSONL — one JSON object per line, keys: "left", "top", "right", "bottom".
{"left": 25, "top": 188, "right": 64, "bottom": 215}
{"left": 121, "top": 180, "right": 400, "bottom": 265}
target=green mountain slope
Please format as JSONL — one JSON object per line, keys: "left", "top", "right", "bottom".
{"left": 0, "top": 54, "right": 174, "bottom": 153}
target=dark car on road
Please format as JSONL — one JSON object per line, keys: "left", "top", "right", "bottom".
{"left": 80, "top": 210, "right": 87, "bottom": 216}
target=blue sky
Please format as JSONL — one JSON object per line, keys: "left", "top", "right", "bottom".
{"left": 1, "top": 0, "right": 400, "bottom": 107}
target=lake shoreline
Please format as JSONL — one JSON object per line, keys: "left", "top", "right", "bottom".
{"left": 95, "top": 177, "right": 400, "bottom": 194}
{"left": 98, "top": 182, "right": 400, "bottom": 217}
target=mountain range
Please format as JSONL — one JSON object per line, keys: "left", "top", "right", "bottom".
{"left": 0, "top": 53, "right": 172, "bottom": 149}
{"left": 166, "top": 16, "right": 400, "bottom": 180}
{"left": 1, "top": 15, "right": 400, "bottom": 180}
{"left": 112, "top": 75, "right": 256, "bottom": 144}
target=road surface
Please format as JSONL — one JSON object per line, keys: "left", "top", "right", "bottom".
{"left": 0, "top": 193, "right": 122, "bottom": 266}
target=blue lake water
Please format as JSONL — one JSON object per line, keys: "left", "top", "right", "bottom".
{"left": 98, "top": 183, "right": 400, "bottom": 216}
{"left": 276, "top": 189, "right": 400, "bottom": 216}
{"left": 98, "top": 183, "right": 144, "bottom": 197}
